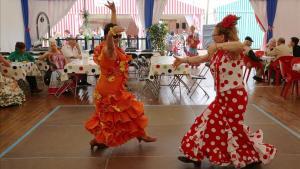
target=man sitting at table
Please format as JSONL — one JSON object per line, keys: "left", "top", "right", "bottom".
{"left": 61, "top": 37, "right": 82, "bottom": 62}
{"left": 61, "top": 37, "right": 90, "bottom": 85}
{"left": 8, "top": 42, "right": 42, "bottom": 93}
{"left": 265, "top": 38, "right": 276, "bottom": 54}
{"left": 290, "top": 37, "right": 300, "bottom": 57}
{"left": 266, "top": 37, "right": 292, "bottom": 60}
{"left": 243, "top": 36, "right": 264, "bottom": 82}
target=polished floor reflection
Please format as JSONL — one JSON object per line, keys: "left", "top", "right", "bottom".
{"left": 0, "top": 105, "right": 299, "bottom": 169}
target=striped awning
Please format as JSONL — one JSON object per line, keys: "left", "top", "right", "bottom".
{"left": 163, "top": 0, "right": 203, "bottom": 15}
{"left": 51, "top": 0, "right": 204, "bottom": 37}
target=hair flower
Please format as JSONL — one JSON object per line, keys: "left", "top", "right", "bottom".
{"left": 221, "top": 15, "right": 240, "bottom": 28}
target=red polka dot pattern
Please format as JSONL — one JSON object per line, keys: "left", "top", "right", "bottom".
{"left": 180, "top": 54, "right": 277, "bottom": 168}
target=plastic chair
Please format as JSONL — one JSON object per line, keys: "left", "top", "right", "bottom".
{"left": 255, "top": 50, "right": 264, "bottom": 57}
{"left": 243, "top": 55, "right": 264, "bottom": 83}
{"left": 279, "top": 57, "right": 300, "bottom": 98}
{"left": 55, "top": 73, "right": 78, "bottom": 98}
{"left": 268, "top": 56, "right": 293, "bottom": 85}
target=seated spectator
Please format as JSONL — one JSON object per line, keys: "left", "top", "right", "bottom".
{"left": 8, "top": 42, "right": 34, "bottom": 62}
{"left": 265, "top": 38, "right": 277, "bottom": 53}
{"left": 8, "top": 42, "right": 42, "bottom": 93}
{"left": 266, "top": 37, "right": 292, "bottom": 60}
{"left": 243, "top": 36, "right": 264, "bottom": 82}
{"left": 289, "top": 37, "right": 300, "bottom": 57}
{"left": 62, "top": 37, "right": 90, "bottom": 85}
{"left": 61, "top": 37, "right": 82, "bottom": 62}
{"left": 0, "top": 55, "right": 25, "bottom": 107}
{"left": 40, "top": 41, "right": 67, "bottom": 70}
{"left": 40, "top": 41, "right": 67, "bottom": 94}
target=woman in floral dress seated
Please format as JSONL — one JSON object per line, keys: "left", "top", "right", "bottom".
{"left": 85, "top": 2, "right": 156, "bottom": 149}
{"left": 39, "top": 41, "right": 67, "bottom": 94}
{"left": 173, "top": 15, "right": 276, "bottom": 168}
{"left": 0, "top": 55, "right": 25, "bottom": 107}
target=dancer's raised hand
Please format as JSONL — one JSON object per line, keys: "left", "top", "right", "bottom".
{"left": 105, "top": 1, "right": 116, "bottom": 12}
{"left": 173, "top": 56, "right": 186, "bottom": 69}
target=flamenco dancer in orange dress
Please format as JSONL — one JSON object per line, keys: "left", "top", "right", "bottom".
{"left": 85, "top": 2, "right": 156, "bottom": 149}
{"left": 173, "top": 15, "right": 276, "bottom": 168}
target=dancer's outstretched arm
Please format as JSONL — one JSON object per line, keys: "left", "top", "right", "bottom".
{"left": 173, "top": 41, "right": 243, "bottom": 68}
{"left": 105, "top": 1, "right": 117, "bottom": 24}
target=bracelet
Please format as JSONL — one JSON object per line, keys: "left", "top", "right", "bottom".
{"left": 109, "top": 27, "right": 116, "bottom": 36}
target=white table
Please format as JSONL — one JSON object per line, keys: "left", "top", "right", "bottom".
{"left": 144, "top": 56, "right": 191, "bottom": 96}
{"left": 64, "top": 59, "right": 100, "bottom": 75}
{"left": 0, "top": 62, "right": 41, "bottom": 81}
{"left": 261, "top": 55, "right": 275, "bottom": 62}
{"left": 291, "top": 58, "right": 300, "bottom": 72}
{"left": 35, "top": 60, "right": 49, "bottom": 71}
{"left": 148, "top": 56, "right": 190, "bottom": 79}
{"left": 63, "top": 59, "right": 100, "bottom": 85}
{"left": 292, "top": 63, "right": 300, "bottom": 72}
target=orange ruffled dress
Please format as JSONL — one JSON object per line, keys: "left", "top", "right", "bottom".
{"left": 85, "top": 42, "right": 148, "bottom": 147}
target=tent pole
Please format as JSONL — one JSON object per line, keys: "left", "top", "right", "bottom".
{"left": 205, "top": 0, "right": 210, "bottom": 24}
{"left": 84, "top": 0, "right": 86, "bottom": 11}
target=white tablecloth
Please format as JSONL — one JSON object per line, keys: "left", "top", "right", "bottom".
{"left": 35, "top": 60, "right": 49, "bottom": 71}
{"left": 148, "top": 56, "right": 190, "bottom": 80}
{"left": 63, "top": 59, "right": 100, "bottom": 84}
{"left": 261, "top": 55, "right": 275, "bottom": 62}
{"left": 64, "top": 59, "right": 99, "bottom": 75}
{"left": 293, "top": 63, "right": 300, "bottom": 72}
{"left": 0, "top": 62, "right": 41, "bottom": 80}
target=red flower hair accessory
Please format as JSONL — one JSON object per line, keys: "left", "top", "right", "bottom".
{"left": 221, "top": 14, "right": 240, "bottom": 28}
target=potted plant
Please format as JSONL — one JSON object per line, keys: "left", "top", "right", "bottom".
{"left": 81, "top": 10, "right": 92, "bottom": 50}
{"left": 148, "top": 23, "right": 168, "bottom": 55}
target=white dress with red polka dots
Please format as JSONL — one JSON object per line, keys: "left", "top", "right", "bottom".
{"left": 180, "top": 50, "right": 277, "bottom": 168}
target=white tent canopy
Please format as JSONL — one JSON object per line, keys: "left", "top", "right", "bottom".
{"left": 1, "top": 0, "right": 300, "bottom": 52}
{"left": 250, "top": 0, "right": 300, "bottom": 42}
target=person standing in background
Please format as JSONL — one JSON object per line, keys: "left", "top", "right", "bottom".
{"left": 186, "top": 26, "right": 200, "bottom": 68}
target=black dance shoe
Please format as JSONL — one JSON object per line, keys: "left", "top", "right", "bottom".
{"left": 178, "top": 156, "right": 201, "bottom": 167}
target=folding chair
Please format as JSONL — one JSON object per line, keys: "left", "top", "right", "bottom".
{"left": 188, "top": 62, "right": 210, "bottom": 97}
{"left": 54, "top": 71, "right": 78, "bottom": 98}
{"left": 142, "top": 77, "right": 160, "bottom": 96}
{"left": 128, "top": 53, "right": 139, "bottom": 79}
{"left": 137, "top": 56, "right": 151, "bottom": 80}
{"left": 55, "top": 79, "right": 77, "bottom": 98}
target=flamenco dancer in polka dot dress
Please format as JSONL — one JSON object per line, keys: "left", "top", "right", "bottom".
{"left": 173, "top": 15, "right": 276, "bottom": 168}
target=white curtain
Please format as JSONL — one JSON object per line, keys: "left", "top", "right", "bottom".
{"left": 136, "top": 0, "right": 145, "bottom": 37}
{"left": 29, "top": 0, "right": 77, "bottom": 43}
{"left": 249, "top": 0, "right": 267, "bottom": 32}
{"left": 273, "top": 0, "right": 300, "bottom": 40}
{"left": 185, "top": 14, "right": 201, "bottom": 30}
{"left": 152, "top": 0, "right": 168, "bottom": 23}
{"left": 0, "top": 0, "right": 24, "bottom": 52}
{"left": 136, "top": 0, "right": 146, "bottom": 49}
{"left": 249, "top": 0, "right": 268, "bottom": 49}
{"left": 185, "top": 15, "right": 194, "bottom": 27}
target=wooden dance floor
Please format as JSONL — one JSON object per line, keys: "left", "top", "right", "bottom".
{"left": 0, "top": 105, "right": 299, "bottom": 169}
